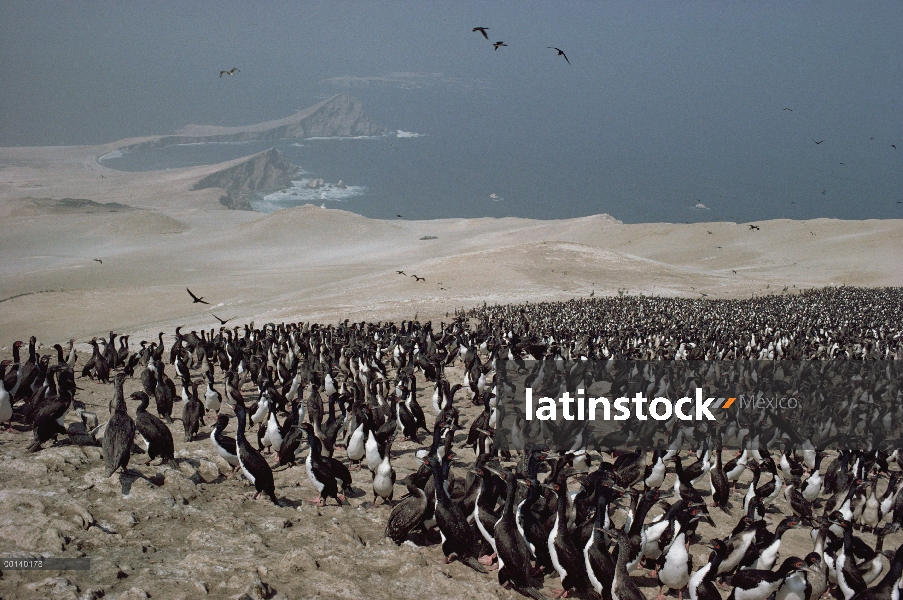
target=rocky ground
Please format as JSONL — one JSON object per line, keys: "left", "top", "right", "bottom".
{"left": 1, "top": 357, "right": 901, "bottom": 600}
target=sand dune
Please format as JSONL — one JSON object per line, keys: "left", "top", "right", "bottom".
{"left": 236, "top": 203, "right": 405, "bottom": 242}
{"left": 1, "top": 143, "right": 901, "bottom": 344}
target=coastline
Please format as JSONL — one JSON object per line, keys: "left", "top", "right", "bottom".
{"left": 1, "top": 138, "right": 900, "bottom": 342}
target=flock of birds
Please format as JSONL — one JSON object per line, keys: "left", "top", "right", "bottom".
{"left": 1, "top": 286, "right": 903, "bottom": 599}
{"left": 215, "top": 23, "right": 900, "bottom": 216}
{"left": 470, "top": 25, "right": 569, "bottom": 64}
{"left": 216, "top": 24, "right": 571, "bottom": 86}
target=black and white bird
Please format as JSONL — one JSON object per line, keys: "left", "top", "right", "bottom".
{"left": 203, "top": 372, "right": 222, "bottom": 414}
{"left": 546, "top": 470, "right": 593, "bottom": 597}
{"left": 425, "top": 453, "right": 486, "bottom": 573}
{"left": 210, "top": 413, "right": 240, "bottom": 478}
{"left": 689, "top": 540, "right": 726, "bottom": 600}
{"left": 656, "top": 511, "right": 695, "bottom": 600}
{"left": 234, "top": 403, "right": 278, "bottom": 504}
{"left": 371, "top": 434, "right": 397, "bottom": 506}
{"left": 302, "top": 422, "right": 351, "bottom": 506}
{"left": 492, "top": 468, "right": 544, "bottom": 600}
{"left": 727, "top": 556, "right": 805, "bottom": 600}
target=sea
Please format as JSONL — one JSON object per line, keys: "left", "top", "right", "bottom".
{"left": 97, "top": 88, "right": 902, "bottom": 224}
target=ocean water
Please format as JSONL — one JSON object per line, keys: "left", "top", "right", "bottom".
{"left": 98, "top": 86, "right": 902, "bottom": 223}
{"left": 100, "top": 132, "right": 528, "bottom": 220}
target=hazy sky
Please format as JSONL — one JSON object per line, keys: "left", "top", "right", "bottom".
{"left": 1, "top": 2, "right": 900, "bottom": 221}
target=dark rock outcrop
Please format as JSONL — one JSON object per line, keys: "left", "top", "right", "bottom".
{"left": 123, "top": 94, "right": 386, "bottom": 151}
{"left": 191, "top": 148, "right": 299, "bottom": 210}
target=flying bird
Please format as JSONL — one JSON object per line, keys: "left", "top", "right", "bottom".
{"left": 411, "top": 275, "right": 425, "bottom": 282}
{"left": 93, "top": 259, "right": 103, "bottom": 264}
{"left": 472, "top": 27, "right": 489, "bottom": 39}
{"left": 748, "top": 224, "right": 760, "bottom": 230}
{"left": 493, "top": 41, "right": 507, "bottom": 50}
{"left": 892, "top": 144, "right": 897, "bottom": 149}
{"left": 813, "top": 139, "right": 824, "bottom": 145}
{"left": 547, "top": 47, "right": 570, "bottom": 64}
{"left": 186, "top": 288, "right": 209, "bottom": 305}
{"left": 783, "top": 108, "right": 793, "bottom": 111}
{"left": 219, "top": 67, "right": 239, "bottom": 78}
{"left": 211, "top": 314, "right": 235, "bottom": 325}
{"left": 396, "top": 271, "right": 406, "bottom": 276}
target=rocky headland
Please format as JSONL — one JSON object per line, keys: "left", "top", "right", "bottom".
{"left": 191, "top": 148, "right": 300, "bottom": 210}
{"left": 119, "top": 93, "right": 386, "bottom": 152}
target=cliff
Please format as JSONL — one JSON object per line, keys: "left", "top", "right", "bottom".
{"left": 122, "top": 94, "right": 386, "bottom": 151}
{"left": 191, "top": 148, "right": 299, "bottom": 210}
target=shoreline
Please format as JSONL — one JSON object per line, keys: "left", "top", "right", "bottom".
{"left": 1, "top": 140, "right": 901, "bottom": 343}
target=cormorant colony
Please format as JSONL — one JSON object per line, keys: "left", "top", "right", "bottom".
{"left": 3, "top": 285, "right": 903, "bottom": 599}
